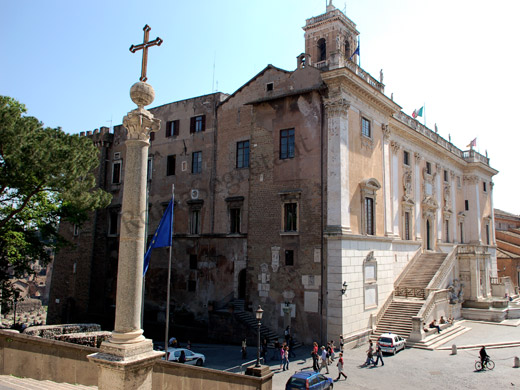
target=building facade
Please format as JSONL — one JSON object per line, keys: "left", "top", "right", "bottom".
{"left": 49, "top": 3, "right": 499, "bottom": 344}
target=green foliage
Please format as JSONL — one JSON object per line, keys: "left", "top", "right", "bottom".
{"left": 0, "top": 96, "right": 112, "bottom": 308}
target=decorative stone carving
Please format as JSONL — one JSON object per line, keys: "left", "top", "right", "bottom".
{"left": 414, "top": 151, "right": 422, "bottom": 163}
{"left": 443, "top": 185, "right": 452, "bottom": 211}
{"left": 123, "top": 107, "right": 161, "bottom": 141}
{"left": 361, "top": 136, "right": 374, "bottom": 151}
{"left": 448, "top": 279, "right": 464, "bottom": 304}
{"left": 381, "top": 124, "right": 390, "bottom": 140}
{"left": 271, "top": 246, "right": 280, "bottom": 273}
{"left": 421, "top": 196, "right": 438, "bottom": 219}
{"left": 324, "top": 97, "right": 350, "bottom": 117}
{"left": 403, "top": 170, "right": 413, "bottom": 201}
{"left": 390, "top": 140, "right": 401, "bottom": 153}
{"left": 463, "top": 175, "right": 479, "bottom": 185}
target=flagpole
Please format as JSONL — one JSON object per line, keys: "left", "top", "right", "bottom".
{"left": 164, "top": 184, "right": 175, "bottom": 360}
{"left": 423, "top": 102, "right": 426, "bottom": 127}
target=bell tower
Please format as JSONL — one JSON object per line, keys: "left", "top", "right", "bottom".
{"left": 302, "top": 0, "right": 359, "bottom": 70}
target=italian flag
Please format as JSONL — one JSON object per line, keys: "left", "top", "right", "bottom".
{"left": 412, "top": 106, "right": 424, "bottom": 119}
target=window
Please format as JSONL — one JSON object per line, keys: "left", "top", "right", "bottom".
{"left": 192, "top": 151, "right": 202, "bottom": 174}
{"left": 361, "top": 117, "right": 371, "bottom": 138}
{"left": 190, "top": 115, "right": 205, "bottom": 133}
{"left": 280, "top": 129, "right": 295, "bottom": 159}
{"left": 285, "top": 250, "right": 294, "bottom": 266}
{"left": 284, "top": 203, "right": 297, "bottom": 232}
{"left": 149, "top": 131, "right": 155, "bottom": 142}
{"left": 403, "top": 150, "right": 410, "bottom": 166}
{"left": 426, "top": 162, "right": 432, "bottom": 175}
{"left": 266, "top": 82, "right": 274, "bottom": 91}
{"left": 365, "top": 197, "right": 375, "bottom": 235}
{"left": 404, "top": 212, "right": 410, "bottom": 240}
{"left": 166, "top": 120, "right": 179, "bottom": 137}
{"left": 486, "top": 223, "right": 490, "bottom": 245}
{"left": 167, "top": 155, "right": 176, "bottom": 176}
{"left": 189, "top": 254, "right": 198, "bottom": 270}
{"left": 483, "top": 181, "right": 487, "bottom": 192}
{"left": 189, "top": 209, "right": 200, "bottom": 235}
{"left": 230, "top": 208, "right": 241, "bottom": 234}
{"left": 147, "top": 157, "right": 153, "bottom": 181}
{"left": 444, "top": 170, "right": 448, "bottom": 182}
{"left": 317, "top": 38, "right": 326, "bottom": 61}
{"left": 345, "top": 41, "right": 350, "bottom": 58}
{"left": 236, "top": 140, "right": 250, "bottom": 168}
{"left": 465, "top": 200, "right": 469, "bottom": 211}
{"left": 445, "top": 220, "right": 450, "bottom": 243}
{"left": 108, "top": 209, "right": 119, "bottom": 236}
{"left": 112, "top": 161, "right": 121, "bottom": 184}
{"left": 460, "top": 222, "right": 464, "bottom": 244}
{"left": 188, "top": 280, "right": 196, "bottom": 292}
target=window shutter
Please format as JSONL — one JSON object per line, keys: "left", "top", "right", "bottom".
{"left": 190, "top": 117, "right": 195, "bottom": 133}
{"left": 201, "top": 115, "right": 206, "bottom": 131}
{"left": 174, "top": 120, "right": 180, "bottom": 136}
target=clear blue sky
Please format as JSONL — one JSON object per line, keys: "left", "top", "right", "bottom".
{"left": 2, "top": 0, "right": 519, "bottom": 214}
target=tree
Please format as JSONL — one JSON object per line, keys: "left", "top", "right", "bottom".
{"left": 0, "top": 96, "right": 112, "bottom": 310}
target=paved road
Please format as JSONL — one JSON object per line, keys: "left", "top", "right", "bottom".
{"left": 195, "top": 320, "right": 520, "bottom": 390}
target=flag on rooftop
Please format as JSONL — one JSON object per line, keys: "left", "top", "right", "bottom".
{"left": 349, "top": 38, "right": 360, "bottom": 61}
{"left": 467, "top": 137, "right": 477, "bottom": 149}
{"left": 143, "top": 198, "right": 174, "bottom": 276}
{"left": 412, "top": 106, "right": 424, "bottom": 119}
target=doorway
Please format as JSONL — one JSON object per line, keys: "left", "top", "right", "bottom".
{"left": 238, "top": 269, "right": 246, "bottom": 300}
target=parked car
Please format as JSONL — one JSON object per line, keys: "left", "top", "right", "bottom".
{"left": 166, "top": 348, "right": 205, "bottom": 366}
{"left": 377, "top": 332, "right": 406, "bottom": 355}
{"left": 285, "top": 371, "right": 333, "bottom": 389}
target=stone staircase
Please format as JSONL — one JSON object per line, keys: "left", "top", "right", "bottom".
{"left": 0, "top": 375, "right": 96, "bottom": 390}
{"left": 371, "top": 299, "right": 424, "bottom": 340}
{"left": 396, "top": 252, "right": 447, "bottom": 294}
{"left": 232, "top": 299, "right": 302, "bottom": 349}
{"left": 372, "top": 252, "right": 448, "bottom": 342}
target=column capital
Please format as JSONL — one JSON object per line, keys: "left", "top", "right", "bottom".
{"left": 414, "top": 151, "right": 422, "bottom": 162}
{"left": 381, "top": 124, "right": 391, "bottom": 140}
{"left": 390, "top": 140, "right": 401, "bottom": 153}
{"left": 123, "top": 107, "right": 161, "bottom": 141}
{"left": 324, "top": 97, "right": 350, "bottom": 117}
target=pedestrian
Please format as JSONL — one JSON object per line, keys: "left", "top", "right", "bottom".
{"left": 284, "top": 326, "right": 291, "bottom": 343}
{"left": 179, "top": 350, "right": 186, "bottom": 364}
{"left": 312, "top": 342, "right": 319, "bottom": 371}
{"left": 241, "top": 338, "right": 247, "bottom": 359}
{"left": 262, "top": 338, "right": 268, "bottom": 359}
{"left": 280, "top": 344, "right": 285, "bottom": 370}
{"left": 289, "top": 335, "right": 296, "bottom": 358}
{"left": 282, "top": 346, "right": 290, "bottom": 371}
{"left": 339, "top": 335, "right": 344, "bottom": 352}
{"left": 373, "top": 343, "right": 384, "bottom": 366}
{"left": 364, "top": 341, "right": 374, "bottom": 366}
{"left": 329, "top": 340, "right": 336, "bottom": 361}
{"left": 319, "top": 346, "right": 329, "bottom": 374}
{"left": 335, "top": 352, "right": 348, "bottom": 381}
{"left": 272, "top": 339, "right": 281, "bottom": 361}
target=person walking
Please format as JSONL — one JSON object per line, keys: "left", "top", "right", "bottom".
{"left": 280, "top": 343, "right": 286, "bottom": 370}
{"left": 241, "top": 338, "right": 247, "bottom": 359}
{"left": 319, "top": 346, "right": 329, "bottom": 374}
{"left": 335, "top": 352, "right": 348, "bottom": 381}
{"left": 289, "top": 335, "right": 296, "bottom": 358}
{"left": 282, "top": 346, "right": 290, "bottom": 371}
{"left": 312, "top": 342, "right": 319, "bottom": 371}
{"left": 364, "top": 341, "right": 374, "bottom": 366}
{"left": 339, "top": 335, "right": 344, "bottom": 352}
{"left": 373, "top": 343, "right": 384, "bottom": 366}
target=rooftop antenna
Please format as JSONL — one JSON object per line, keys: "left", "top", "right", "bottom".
{"left": 212, "top": 51, "right": 216, "bottom": 92}
{"left": 107, "top": 116, "right": 113, "bottom": 132}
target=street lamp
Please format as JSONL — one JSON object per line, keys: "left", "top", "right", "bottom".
{"left": 255, "top": 305, "right": 263, "bottom": 368}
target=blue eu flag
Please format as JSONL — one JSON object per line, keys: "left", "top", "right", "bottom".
{"left": 143, "top": 199, "right": 174, "bottom": 276}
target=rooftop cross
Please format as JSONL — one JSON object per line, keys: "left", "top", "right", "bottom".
{"left": 129, "top": 25, "right": 163, "bottom": 82}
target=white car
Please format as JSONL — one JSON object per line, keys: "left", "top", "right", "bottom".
{"left": 166, "top": 348, "right": 205, "bottom": 366}
{"left": 377, "top": 333, "right": 406, "bottom": 355}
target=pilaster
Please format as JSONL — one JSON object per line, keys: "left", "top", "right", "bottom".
{"left": 414, "top": 152, "right": 422, "bottom": 239}
{"left": 390, "top": 141, "right": 400, "bottom": 236}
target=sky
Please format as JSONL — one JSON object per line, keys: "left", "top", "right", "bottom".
{"left": 2, "top": 0, "right": 519, "bottom": 214}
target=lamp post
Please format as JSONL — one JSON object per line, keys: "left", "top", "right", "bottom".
{"left": 255, "top": 305, "right": 263, "bottom": 368}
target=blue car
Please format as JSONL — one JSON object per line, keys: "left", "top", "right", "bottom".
{"left": 285, "top": 371, "right": 333, "bottom": 389}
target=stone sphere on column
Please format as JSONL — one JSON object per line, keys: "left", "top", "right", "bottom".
{"left": 130, "top": 81, "right": 155, "bottom": 107}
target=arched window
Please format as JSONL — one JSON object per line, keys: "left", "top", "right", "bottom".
{"left": 345, "top": 40, "right": 350, "bottom": 58}
{"left": 318, "top": 38, "right": 327, "bottom": 62}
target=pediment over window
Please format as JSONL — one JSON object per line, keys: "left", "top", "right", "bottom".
{"left": 360, "top": 178, "right": 381, "bottom": 194}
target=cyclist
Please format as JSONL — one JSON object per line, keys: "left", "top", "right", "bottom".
{"left": 479, "top": 346, "right": 489, "bottom": 366}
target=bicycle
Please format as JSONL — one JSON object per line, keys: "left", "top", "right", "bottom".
{"left": 475, "top": 358, "right": 495, "bottom": 371}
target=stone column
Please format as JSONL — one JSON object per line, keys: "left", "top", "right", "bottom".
{"left": 390, "top": 141, "right": 400, "bottom": 236}
{"left": 436, "top": 164, "right": 443, "bottom": 243}
{"left": 324, "top": 97, "right": 351, "bottom": 234}
{"left": 450, "top": 171, "right": 457, "bottom": 243}
{"left": 414, "top": 153, "right": 422, "bottom": 239}
{"left": 88, "top": 81, "right": 162, "bottom": 390}
{"left": 382, "top": 126, "right": 393, "bottom": 236}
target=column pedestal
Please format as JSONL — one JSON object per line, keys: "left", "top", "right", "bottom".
{"left": 88, "top": 340, "right": 163, "bottom": 390}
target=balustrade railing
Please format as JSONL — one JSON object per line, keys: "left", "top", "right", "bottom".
{"left": 416, "top": 289, "right": 450, "bottom": 322}
{"left": 490, "top": 277, "right": 500, "bottom": 285}
{"left": 375, "top": 291, "right": 395, "bottom": 327}
{"left": 457, "top": 244, "right": 489, "bottom": 255}
{"left": 395, "top": 286, "right": 425, "bottom": 299}
{"left": 344, "top": 61, "right": 385, "bottom": 93}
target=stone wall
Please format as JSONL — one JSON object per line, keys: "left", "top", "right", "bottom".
{"left": 0, "top": 330, "right": 273, "bottom": 390}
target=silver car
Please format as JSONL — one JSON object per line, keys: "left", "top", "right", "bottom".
{"left": 166, "top": 348, "right": 205, "bottom": 366}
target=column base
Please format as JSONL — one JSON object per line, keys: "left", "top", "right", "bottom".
{"left": 88, "top": 338, "right": 163, "bottom": 390}
{"left": 245, "top": 364, "right": 271, "bottom": 378}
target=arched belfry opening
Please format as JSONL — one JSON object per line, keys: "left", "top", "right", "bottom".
{"left": 345, "top": 40, "right": 350, "bottom": 58}
{"left": 318, "top": 38, "right": 327, "bottom": 62}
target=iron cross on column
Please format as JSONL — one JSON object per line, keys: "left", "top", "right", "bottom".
{"left": 129, "top": 25, "right": 163, "bottom": 82}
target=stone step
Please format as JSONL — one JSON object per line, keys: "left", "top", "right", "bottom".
{"left": 0, "top": 376, "right": 97, "bottom": 390}
{"left": 407, "top": 325, "right": 471, "bottom": 350}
